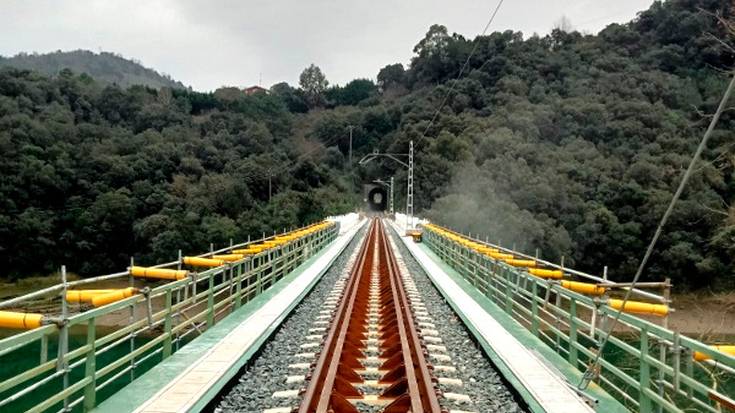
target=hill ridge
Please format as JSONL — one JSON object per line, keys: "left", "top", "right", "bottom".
{"left": 0, "top": 49, "right": 187, "bottom": 89}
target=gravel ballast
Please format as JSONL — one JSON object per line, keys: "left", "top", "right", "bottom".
{"left": 214, "top": 225, "right": 367, "bottom": 413}
{"left": 214, "top": 220, "right": 527, "bottom": 413}
{"left": 387, "top": 227, "right": 529, "bottom": 413}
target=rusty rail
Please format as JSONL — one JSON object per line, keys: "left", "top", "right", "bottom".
{"left": 299, "top": 218, "right": 442, "bottom": 413}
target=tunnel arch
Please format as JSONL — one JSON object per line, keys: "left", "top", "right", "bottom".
{"left": 366, "top": 186, "right": 388, "bottom": 212}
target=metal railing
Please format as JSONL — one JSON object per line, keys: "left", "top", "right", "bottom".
{"left": 422, "top": 224, "right": 735, "bottom": 413}
{"left": 0, "top": 222, "right": 338, "bottom": 413}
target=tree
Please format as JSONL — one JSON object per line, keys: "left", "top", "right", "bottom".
{"left": 331, "top": 79, "right": 377, "bottom": 106}
{"left": 299, "top": 64, "right": 329, "bottom": 108}
{"left": 553, "top": 15, "right": 574, "bottom": 33}
{"left": 409, "top": 24, "right": 468, "bottom": 85}
{"left": 2, "top": 0, "right": 735, "bottom": 293}
{"left": 270, "top": 82, "right": 308, "bottom": 113}
{"left": 377, "top": 63, "right": 406, "bottom": 90}
{"left": 413, "top": 24, "right": 451, "bottom": 58}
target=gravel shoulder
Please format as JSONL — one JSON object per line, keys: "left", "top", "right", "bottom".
{"left": 388, "top": 228, "right": 529, "bottom": 413}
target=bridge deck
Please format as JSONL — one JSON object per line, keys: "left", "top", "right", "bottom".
{"left": 94, "top": 216, "right": 365, "bottom": 413}
{"left": 392, "top": 222, "right": 616, "bottom": 413}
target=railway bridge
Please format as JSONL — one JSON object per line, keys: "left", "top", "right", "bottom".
{"left": 0, "top": 213, "right": 733, "bottom": 413}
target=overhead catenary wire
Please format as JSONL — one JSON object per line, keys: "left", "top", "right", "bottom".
{"left": 578, "top": 69, "right": 735, "bottom": 390}
{"left": 414, "top": 0, "right": 506, "bottom": 147}
{"left": 268, "top": 1, "right": 507, "bottom": 191}
{"left": 267, "top": 1, "right": 507, "bottom": 192}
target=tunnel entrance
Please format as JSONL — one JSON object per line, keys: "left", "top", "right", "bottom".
{"left": 364, "top": 184, "right": 388, "bottom": 212}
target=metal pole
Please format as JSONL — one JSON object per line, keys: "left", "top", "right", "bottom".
{"left": 407, "top": 140, "right": 414, "bottom": 228}
{"left": 268, "top": 170, "right": 272, "bottom": 201}
{"left": 175, "top": 250, "right": 182, "bottom": 351}
{"left": 389, "top": 176, "right": 394, "bottom": 215}
{"left": 128, "top": 257, "right": 135, "bottom": 382}
{"left": 58, "top": 265, "right": 70, "bottom": 412}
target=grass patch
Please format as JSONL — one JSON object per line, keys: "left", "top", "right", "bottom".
{"left": 0, "top": 272, "right": 80, "bottom": 300}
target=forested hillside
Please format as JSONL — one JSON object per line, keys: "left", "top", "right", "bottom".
{"left": 0, "top": 70, "right": 354, "bottom": 277}
{"left": 1, "top": 0, "right": 734, "bottom": 290}
{"left": 0, "top": 50, "right": 186, "bottom": 89}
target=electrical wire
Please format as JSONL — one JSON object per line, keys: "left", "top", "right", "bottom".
{"left": 266, "top": 0, "right": 506, "bottom": 193}
{"left": 578, "top": 69, "right": 735, "bottom": 390}
{"left": 415, "top": 0, "right": 506, "bottom": 146}
{"left": 268, "top": 0, "right": 507, "bottom": 179}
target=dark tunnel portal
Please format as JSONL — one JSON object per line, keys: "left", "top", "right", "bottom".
{"left": 367, "top": 186, "right": 388, "bottom": 212}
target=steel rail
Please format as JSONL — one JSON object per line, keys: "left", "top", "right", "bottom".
{"left": 376, "top": 221, "right": 439, "bottom": 412}
{"left": 379, "top": 220, "right": 442, "bottom": 412}
{"left": 298, "top": 218, "right": 441, "bottom": 413}
{"left": 299, "top": 219, "right": 376, "bottom": 412}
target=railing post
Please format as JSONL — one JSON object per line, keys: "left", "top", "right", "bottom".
{"left": 207, "top": 273, "right": 215, "bottom": 327}
{"left": 234, "top": 263, "right": 243, "bottom": 309}
{"left": 504, "top": 268, "right": 513, "bottom": 314}
{"left": 568, "top": 298, "right": 578, "bottom": 367}
{"left": 639, "top": 326, "right": 653, "bottom": 412}
{"left": 40, "top": 334, "right": 48, "bottom": 364}
{"left": 175, "top": 249, "right": 182, "bottom": 352}
{"left": 128, "top": 257, "right": 136, "bottom": 382}
{"left": 531, "top": 282, "right": 539, "bottom": 336}
{"left": 256, "top": 256, "right": 263, "bottom": 295}
{"left": 491, "top": 260, "right": 500, "bottom": 303}
{"left": 83, "top": 317, "right": 96, "bottom": 412}
{"left": 656, "top": 338, "right": 666, "bottom": 413}
{"left": 163, "top": 289, "right": 172, "bottom": 359}
{"left": 554, "top": 292, "right": 562, "bottom": 351}
{"left": 57, "top": 265, "right": 70, "bottom": 412}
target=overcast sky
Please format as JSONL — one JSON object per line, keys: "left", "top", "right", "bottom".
{"left": 1, "top": 0, "right": 654, "bottom": 91}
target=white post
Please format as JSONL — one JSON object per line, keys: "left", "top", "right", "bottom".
{"left": 389, "top": 176, "right": 394, "bottom": 215}
{"left": 407, "top": 140, "right": 414, "bottom": 228}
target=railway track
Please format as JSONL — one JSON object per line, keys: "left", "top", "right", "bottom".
{"left": 224, "top": 217, "right": 514, "bottom": 413}
{"left": 295, "top": 218, "right": 441, "bottom": 413}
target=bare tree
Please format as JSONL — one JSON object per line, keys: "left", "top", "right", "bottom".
{"left": 553, "top": 15, "right": 574, "bottom": 33}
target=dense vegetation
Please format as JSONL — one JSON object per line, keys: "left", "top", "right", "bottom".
{"left": 0, "top": 69, "right": 354, "bottom": 277}
{"left": 0, "top": 50, "right": 186, "bottom": 89}
{"left": 1, "top": 0, "right": 734, "bottom": 290}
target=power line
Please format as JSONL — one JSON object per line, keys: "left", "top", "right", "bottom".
{"left": 578, "top": 69, "right": 735, "bottom": 390}
{"left": 267, "top": 1, "right": 507, "bottom": 196}
{"left": 415, "top": 0, "right": 506, "bottom": 146}
{"left": 267, "top": 1, "right": 507, "bottom": 194}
